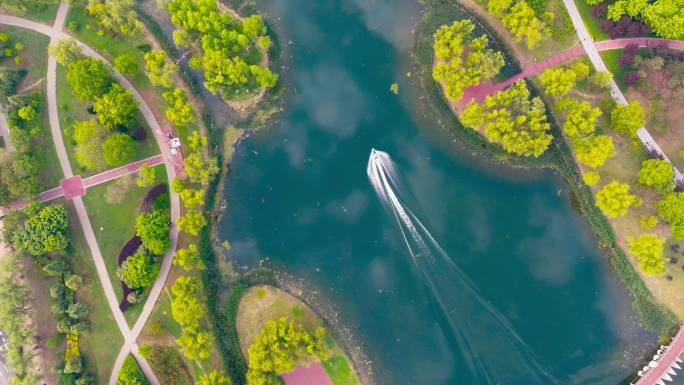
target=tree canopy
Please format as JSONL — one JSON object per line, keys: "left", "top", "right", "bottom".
{"left": 638, "top": 159, "right": 675, "bottom": 193}
{"left": 432, "top": 19, "right": 504, "bottom": 101}
{"left": 610, "top": 100, "right": 645, "bottom": 137}
{"left": 11, "top": 204, "right": 69, "bottom": 257}
{"left": 657, "top": 192, "right": 684, "bottom": 238}
{"left": 102, "top": 132, "right": 137, "bottom": 167}
{"left": 628, "top": 233, "right": 665, "bottom": 275}
{"left": 487, "top": 0, "right": 551, "bottom": 49}
{"left": 595, "top": 181, "right": 641, "bottom": 218}
{"left": 460, "top": 80, "right": 552, "bottom": 157}
{"left": 117, "top": 355, "right": 150, "bottom": 385}
{"left": 607, "top": 0, "right": 684, "bottom": 40}
{"left": 135, "top": 209, "right": 171, "bottom": 255}
{"left": 246, "top": 317, "right": 327, "bottom": 385}
{"left": 117, "top": 251, "right": 159, "bottom": 289}
{"left": 93, "top": 84, "right": 138, "bottom": 130}
{"left": 66, "top": 58, "right": 113, "bottom": 101}
{"left": 86, "top": 0, "right": 142, "bottom": 36}
{"left": 73, "top": 120, "right": 106, "bottom": 170}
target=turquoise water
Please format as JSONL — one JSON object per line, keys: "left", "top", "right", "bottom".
{"left": 218, "top": 1, "right": 655, "bottom": 384}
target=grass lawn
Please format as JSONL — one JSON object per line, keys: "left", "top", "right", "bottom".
{"left": 25, "top": 3, "right": 59, "bottom": 24}
{"left": 0, "top": 26, "right": 50, "bottom": 86}
{"left": 601, "top": 49, "right": 627, "bottom": 91}
{"left": 55, "top": 64, "right": 160, "bottom": 177}
{"left": 64, "top": 200, "right": 124, "bottom": 384}
{"left": 574, "top": 0, "right": 608, "bottom": 41}
{"left": 81, "top": 164, "right": 167, "bottom": 308}
{"left": 236, "top": 285, "right": 360, "bottom": 385}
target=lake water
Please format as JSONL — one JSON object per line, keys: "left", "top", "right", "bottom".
{"left": 217, "top": 1, "right": 656, "bottom": 384}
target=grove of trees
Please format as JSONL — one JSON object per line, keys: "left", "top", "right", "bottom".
{"left": 86, "top": 0, "right": 142, "bottom": 36}
{"left": 432, "top": 19, "right": 504, "bottom": 101}
{"left": 486, "top": 0, "right": 551, "bottom": 49}
{"left": 166, "top": 0, "right": 277, "bottom": 99}
{"left": 459, "top": 80, "right": 552, "bottom": 157}
{"left": 605, "top": 0, "right": 684, "bottom": 40}
{"left": 246, "top": 317, "right": 327, "bottom": 385}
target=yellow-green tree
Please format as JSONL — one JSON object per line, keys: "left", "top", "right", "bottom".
{"left": 657, "top": 192, "right": 684, "bottom": 238}
{"left": 539, "top": 67, "right": 577, "bottom": 96}
{"left": 557, "top": 98, "right": 602, "bottom": 138}
{"left": 432, "top": 20, "right": 504, "bottom": 100}
{"left": 628, "top": 234, "right": 665, "bottom": 275}
{"left": 246, "top": 317, "right": 327, "bottom": 385}
{"left": 488, "top": 0, "right": 550, "bottom": 49}
{"left": 595, "top": 181, "right": 641, "bottom": 218}
{"left": 638, "top": 159, "right": 675, "bottom": 193}
{"left": 460, "top": 80, "right": 552, "bottom": 157}
{"left": 610, "top": 101, "right": 645, "bottom": 137}
{"left": 573, "top": 134, "right": 615, "bottom": 169}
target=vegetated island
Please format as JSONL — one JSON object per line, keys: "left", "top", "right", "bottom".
{"left": 236, "top": 284, "right": 362, "bottom": 385}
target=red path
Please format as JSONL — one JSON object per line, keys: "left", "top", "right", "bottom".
{"left": 0, "top": 154, "right": 165, "bottom": 214}
{"left": 281, "top": 363, "right": 333, "bottom": 385}
{"left": 459, "top": 38, "right": 684, "bottom": 108}
{"left": 634, "top": 326, "right": 684, "bottom": 385}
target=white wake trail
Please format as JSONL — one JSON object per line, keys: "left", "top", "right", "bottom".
{"left": 367, "top": 149, "right": 561, "bottom": 385}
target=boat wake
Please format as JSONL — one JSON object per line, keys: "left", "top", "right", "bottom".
{"left": 367, "top": 149, "right": 561, "bottom": 385}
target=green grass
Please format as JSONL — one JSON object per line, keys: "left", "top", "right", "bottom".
{"left": 322, "top": 355, "right": 359, "bottom": 385}
{"left": 26, "top": 3, "right": 60, "bottom": 24}
{"left": 81, "top": 164, "right": 167, "bottom": 305}
{"left": 0, "top": 26, "right": 50, "bottom": 85}
{"left": 55, "top": 64, "right": 160, "bottom": 177}
{"left": 574, "top": 0, "right": 608, "bottom": 41}
{"left": 600, "top": 49, "right": 627, "bottom": 91}
{"left": 65, "top": 200, "right": 124, "bottom": 384}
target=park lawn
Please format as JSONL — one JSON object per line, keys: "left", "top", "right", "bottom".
{"left": 81, "top": 164, "right": 167, "bottom": 304}
{"left": 574, "top": 0, "right": 608, "bottom": 41}
{"left": 25, "top": 3, "right": 59, "bottom": 24}
{"left": 236, "top": 285, "right": 361, "bottom": 385}
{"left": 55, "top": 65, "right": 160, "bottom": 177}
{"left": 601, "top": 49, "right": 627, "bottom": 91}
{"left": 0, "top": 26, "right": 50, "bottom": 86}
{"left": 64, "top": 199, "right": 124, "bottom": 384}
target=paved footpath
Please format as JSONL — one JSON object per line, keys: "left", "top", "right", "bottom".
{"left": 634, "top": 327, "right": 684, "bottom": 385}
{"left": 0, "top": 5, "right": 181, "bottom": 385}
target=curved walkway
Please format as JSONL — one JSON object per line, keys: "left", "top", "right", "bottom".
{"left": 0, "top": 6, "right": 181, "bottom": 385}
{"left": 634, "top": 327, "right": 684, "bottom": 385}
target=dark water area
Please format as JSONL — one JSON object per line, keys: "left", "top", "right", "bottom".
{"left": 218, "top": 1, "right": 656, "bottom": 384}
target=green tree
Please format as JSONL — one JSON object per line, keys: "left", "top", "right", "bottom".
{"left": 432, "top": 20, "right": 504, "bottom": 101}
{"left": 573, "top": 134, "right": 615, "bottom": 169}
{"left": 162, "top": 88, "right": 194, "bottom": 127}
{"left": 539, "top": 67, "right": 577, "bottom": 96}
{"left": 94, "top": 84, "right": 138, "bottom": 129}
{"left": 198, "top": 370, "right": 232, "bottom": 385}
{"left": 67, "top": 302, "right": 88, "bottom": 319}
{"left": 641, "top": 215, "right": 658, "bottom": 230}
{"left": 557, "top": 98, "right": 601, "bottom": 138}
{"left": 117, "top": 355, "right": 150, "bottom": 385}
{"left": 242, "top": 15, "right": 267, "bottom": 39}
{"left": 173, "top": 243, "right": 205, "bottom": 271}
{"left": 179, "top": 189, "right": 204, "bottom": 209}
{"left": 657, "top": 192, "right": 684, "bottom": 238}
{"left": 247, "top": 317, "right": 327, "bottom": 385}
{"left": 178, "top": 210, "right": 206, "bottom": 236}
{"left": 595, "top": 181, "right": 641, "bottom": 218}
{"left": 610, "top": 101, "right": 645, "bottom": 137}
{"left": 66, "top": 58, "right": 112, "bottom": 101}
{"left": 638, "top": 159, "right": 675, "bottom": 193}
{"left": 102, "top": 132, "right": 137, "bottom": 167}
{"left": 144, "top": 50, "right": 177, "bottom": 88}
{"left": 49, "top": 38, "right": 82, "bottom": 65}
{"left": 177, "top": 330, "right": 211, "bottom": 360}
{"left": 0, "top": 67, "right": 24, "bottom": 97}
{"left": 113, "top": 53, "right": 139, "bottom": 76}
{"left": 628, "top": 233, "right": 665, "bottom": 275}
{"left": 136, "top": 163, "right": 156, "bottom": 188}
{"left": 489, "top": 0, "right": 550, "bottom": 49}
{"left": 11, "top": 204, "right": 69, "bottom": 256}
{"left": 583, "top": 171, "right": 601, "bottom": 186}
{"left": 184, "top": 152, "right": 219, "bottom": 186}
{"left": 73, "top": 120, "right": 106, "bottom": 170}
{"left": 64, "top": 274, "right": 83, "bottom": 291}
{"left": 117, "top": 251, "right": 160, "bottom": 288}
{"left": 86, "top": 0, "right": 142, "bottom": 36}
{"left": 607, "top": 0, "right": 684, "bottom": 40}
{"left": 135, "top": 209, "right": 170, "bottom": 255}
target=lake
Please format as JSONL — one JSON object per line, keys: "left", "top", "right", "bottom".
{"left": 218, "top": 1, "right": 655, "bottom": 384}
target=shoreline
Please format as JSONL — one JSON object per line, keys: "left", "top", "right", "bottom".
{"left": 412, "top": 0, "right": 677, "bottom": 337}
